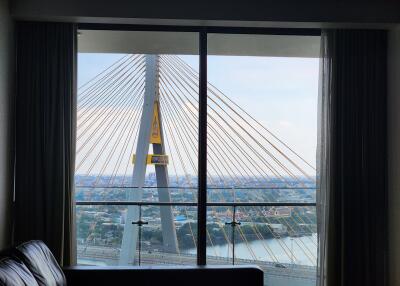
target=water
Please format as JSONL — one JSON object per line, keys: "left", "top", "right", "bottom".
{"left": 185, "top": 234, "right": 317, "bottom": 266}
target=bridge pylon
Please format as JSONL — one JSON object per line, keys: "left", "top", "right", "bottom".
{"left": 119, "top": 55, "right": 179, "bottom": 265}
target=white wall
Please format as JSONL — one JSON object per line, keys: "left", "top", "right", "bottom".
{"left": 0, "top": 0, "right": 13, "bottom": 249}
{"left": 388, "top": 28, "right": 400, "bottom": 286}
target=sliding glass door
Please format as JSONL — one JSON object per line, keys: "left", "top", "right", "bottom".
{"left": 75, "top": 30, "right": 199, "bottom": 266}
{"left": 206, "top": 33, "right": 320, "bottom": 286}
{"left": 74, "top": 25, "right": 321, "bottom": 286}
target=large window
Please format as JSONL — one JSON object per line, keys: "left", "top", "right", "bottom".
{"left": 75, "top": 30, "right": 199, "bottom": 265}
{"left": 205, "top": 33, "right": 319, "bottom": 286}
{"left": 75, "top": 27, "right": 320, "bottom": 286}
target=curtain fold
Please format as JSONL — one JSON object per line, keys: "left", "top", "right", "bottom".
{"left": 317, "top": 29, "right": 388, "bottom": 286}
{"left": 317, "top": 30, "right": 334, "bottom": 286}
{"left": 14, "top": 22, "right": 77, "bottom": 266}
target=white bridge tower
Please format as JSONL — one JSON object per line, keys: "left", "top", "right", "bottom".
{"left": 119, "top": 55, "right": 179, "bottom": 265}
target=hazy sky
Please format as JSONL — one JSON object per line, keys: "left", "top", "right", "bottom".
{"left": 78, "top": 53, "right": 318, "bottom": 170}
{"left": 182, "top": 55, "right": 318, "bottom": 166}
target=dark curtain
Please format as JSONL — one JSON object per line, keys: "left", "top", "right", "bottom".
{"left": 14, "top": 22, "right": 77, "bottom": 266}
{"left": 317, "top": 30, "right": 388, "bottom": 286}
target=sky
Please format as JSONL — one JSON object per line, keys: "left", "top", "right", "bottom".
{"left": 77, "top": 53, "right": 319, "bottom": 177}
{"left": 181, "top": 55, "right": 319, "bottom": 166}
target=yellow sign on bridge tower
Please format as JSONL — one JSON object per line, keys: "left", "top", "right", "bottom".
{"left": 150, "top": 101, "right": 162, "bottom": 144}
{"left": 132, "top": 101, "right": 168, "bottom": 166}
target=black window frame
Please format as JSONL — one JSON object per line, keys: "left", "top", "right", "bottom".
{"left": 75, "top": 23, "right": 321, "bottom": 266}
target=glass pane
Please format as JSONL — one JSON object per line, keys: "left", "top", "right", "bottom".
{"left": 206, "top": 206, "right": 233, "bottom": 264}
{"left": 140, "top": 205, "right": 198, "bottom": 266}
{"left": 76, "top": 204, "right": 125, "bottom": 265}
{"left": 237, "top": 206, "right": 317, "bottom": 286}
{"left": 76, "top": 30, "right": 199, "bottom": 266}
{"left": 207, "top": 33, "right": 320, "bottom": 286}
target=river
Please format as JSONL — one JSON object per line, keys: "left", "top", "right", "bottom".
{"left": 184, "top": 234, "right": 317, "bottom": 266}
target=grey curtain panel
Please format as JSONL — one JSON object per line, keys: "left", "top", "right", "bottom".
{"left": 14, "top": 22, "right": 77, "bottom": 266}
{"left": 317, "top": 30, "right": 388, "bottom": 286}
{"left": 317, "top": 30, "right": 333, "bottom": 286}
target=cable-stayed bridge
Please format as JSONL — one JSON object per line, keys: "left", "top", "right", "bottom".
{"left": 75, "top": 54, "right": 317, "bottom": 285}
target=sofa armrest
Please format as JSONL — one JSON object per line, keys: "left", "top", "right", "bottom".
{"left": 63, "top": 265, "right": 263, "bottom": 286}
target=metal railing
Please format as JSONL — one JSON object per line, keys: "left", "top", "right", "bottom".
{"left": 76, "top": 199, "right": 316, "bottom": 266}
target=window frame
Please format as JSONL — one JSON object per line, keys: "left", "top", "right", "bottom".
{"left": 75, "top": 23, "right": 321, "bottom": 266}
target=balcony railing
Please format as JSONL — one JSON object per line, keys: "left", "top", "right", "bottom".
{"left": 75, "top": 186, "right": 317, "bottom": 285}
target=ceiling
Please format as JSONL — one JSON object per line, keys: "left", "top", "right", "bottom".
{"left": 78, "top": 30, "right": 321, "bottom": 58}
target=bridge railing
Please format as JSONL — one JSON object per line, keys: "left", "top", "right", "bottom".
{"left": 75, "top": 188, "right": 317, "bottom": 270}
